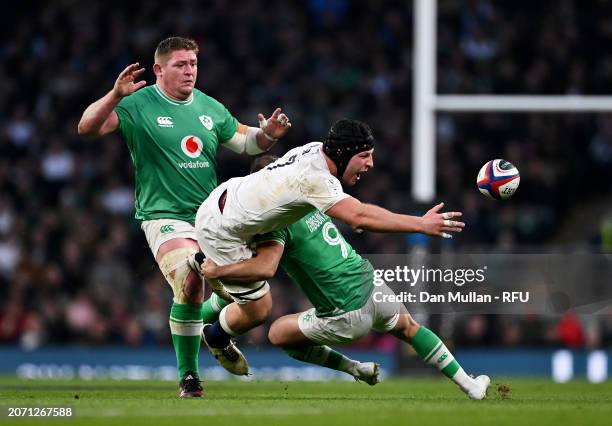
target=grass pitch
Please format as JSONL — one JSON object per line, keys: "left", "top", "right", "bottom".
{"left": 1, "top": 377, "right": 611, "bottom": 426}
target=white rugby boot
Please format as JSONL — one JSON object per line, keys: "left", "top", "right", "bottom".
{"left": 462, "top": 375, "right": 491, "bottom": 400}
{"left": 202, "top": 324, "right": 249, "bottom": 376}
{"left": 352, "top": 362, "right": 380, "bottom": 386}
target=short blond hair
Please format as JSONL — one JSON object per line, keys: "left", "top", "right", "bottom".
{"left": 154, "top": 37, "right": 199, "bottom": 63}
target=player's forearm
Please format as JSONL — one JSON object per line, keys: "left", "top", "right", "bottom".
{"left": 78, "top": 90, "right": 121, "bottom": 137}
{"left": 224, "top": 126, "right": 275, "bottom": 155}
{"left": 210, "top": 259, "right": 276, "bottom": 282}
{"left": 354, "top": 203, "right": 425, "bottom": 234}
{"left": 255, "top": 129, "right": 277, "bottom": 151}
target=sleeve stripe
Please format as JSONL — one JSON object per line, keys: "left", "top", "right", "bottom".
{"left": 254, "top": 238, "right": 286, "bottom": 246}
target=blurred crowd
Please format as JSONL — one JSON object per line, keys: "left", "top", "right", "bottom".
{"left": 2, "top": 0, "right": 612, "bottom": 351}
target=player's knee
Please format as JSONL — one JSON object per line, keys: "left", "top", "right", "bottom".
{"left": 183, "top": 272, "right": 204, "bottom": 302}
{"left": 241, "top": 292, "right": 272, "bottom": 326}
{"left": 393, "top": 313, "right": 421, "bottom": 341}
{"left": 158, "top": 247, "right": 203, "bottom": 304}
{"left": 248, "top": 308, "right": 269, "bottom": 326}
{"left": 403, "top": 315, "right": 421, "bottom": 340}
{"left": 251, "top": 299, "right": 272, "bottom": 325}
{"left": 268, "top": 321, "right": 285, "bottom": 346}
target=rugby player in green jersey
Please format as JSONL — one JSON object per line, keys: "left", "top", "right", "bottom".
{"left": 77, "top": 37, "right": 291, "bottom": 397}
{"left": 200, "top": 155, "right": 490, "bottom": 400}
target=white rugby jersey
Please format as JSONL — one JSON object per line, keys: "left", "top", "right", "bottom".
{"left": 213, "top": 142, "right": 349, "bottom": 240}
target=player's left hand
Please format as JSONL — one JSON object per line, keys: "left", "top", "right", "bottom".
{"left": 421, "top": 202, "right": 465, "bottom": 238}
{"left": 258, "top": 108, "right": 291, "bottom": 141}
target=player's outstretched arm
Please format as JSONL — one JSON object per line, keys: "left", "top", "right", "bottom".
{"left": 201, "top": 242, "right": 285, "bottom": 282}
{"left": 78, "top": 63, "right": 146, "bottom": 138}
{"left": 326, "top": 197, "right": 464, "bottom": 238}
{"left": 224, "top": 108, "right": 291, "bottom": 155}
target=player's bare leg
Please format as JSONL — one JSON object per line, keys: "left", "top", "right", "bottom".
{"left": 268, "top": 314, "right": 380, "bottom": 385}
{"left": 267, "top": 313, "right": 309, "bottom": 346}
{"left": 158, "top": 238, "right": 204, "bottom": 301}
{"left": 222, "top": 292, "right": 272, "bottom": 333}
{"left": 201, "top": 291, "right": 271, "bottom": 375}
{"left": 157, "top": 238, "right": 206, "bottom": 397}
{"left": 391, "top": 312, "right": 490, "bottom": 400}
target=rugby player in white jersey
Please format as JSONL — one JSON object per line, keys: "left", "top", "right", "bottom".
{"left": 194, "top": 119, "right": 464, "bottom": 375}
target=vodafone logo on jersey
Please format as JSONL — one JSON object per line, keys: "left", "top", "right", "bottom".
{"left": 180, "top": 135, "right": 203, "bottom": 158}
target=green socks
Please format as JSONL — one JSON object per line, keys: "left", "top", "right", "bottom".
{"left": 411, "top": 326, "right": 472, "bottom": 388}
{"left": 169, "top": 303, "right": 203, "bottom": 379}
{"left": 280, "top": 327, "right": 474, "bottom": 391}
{"left": 284, "top": 345, "right": 358, "bottom": 375}
{"left": 169, "top": 295, "right": 229, "bottom": 379}
{"left": 201, "top": 293, "right": 229, "bottom": 324}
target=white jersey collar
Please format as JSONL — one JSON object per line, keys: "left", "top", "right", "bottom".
{"left": 153, "top": 84, "right": 194, "bottom": 106}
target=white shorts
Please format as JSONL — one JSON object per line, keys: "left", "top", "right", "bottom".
{"left": 141, "top": 219, "right": 198, "bottom": 258}
{"left": 298, "top": 284, "right": 400, "bottom": 345}
{"left": 195, "top": 184, "right": 269, "bottom": 303}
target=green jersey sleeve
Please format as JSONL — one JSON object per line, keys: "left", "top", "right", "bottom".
{"left": 216, "top": 104, "right": 238, "bottom": 144}
{"left": 114, "top": 96, "right": 137, "bottom": 137}
{"left": 253, "top": 228, "right": 290, "bottom": 247}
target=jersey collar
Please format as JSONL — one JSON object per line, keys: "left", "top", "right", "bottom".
{"left": 153, "top": 84, "right": 194, "bottom": 106}
{"left": 316, "top": 142, "right": 334, "bottom": 175}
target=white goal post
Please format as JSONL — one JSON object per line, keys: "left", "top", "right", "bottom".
{"left": 412, "top": 0, "right": 612, "bottom": 202}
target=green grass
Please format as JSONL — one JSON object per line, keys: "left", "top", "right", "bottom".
{"left": 1, "top": 377, "right": 612, "bottom": 426}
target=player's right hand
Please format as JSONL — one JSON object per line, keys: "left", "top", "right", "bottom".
{"left": 421, "top": 202, "right": 464, "bottom": 238}
{"left": 113, "top": 63, "right": 146, "bottom": 98}
{"left": 202, "top": 258, "right": 221, "bottom": 279}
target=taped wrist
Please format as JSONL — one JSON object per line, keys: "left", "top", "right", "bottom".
{"left": 257, "top": 116, "right": 279, "bottom": 143}
{"left": 223, "top": 125, "right": 266, "bottom": 154}
{"left": 246, "top": 126, "right": 266, "bottom": 154}
{"left": 260, "top": 131, "right": 278, "bottom": 143}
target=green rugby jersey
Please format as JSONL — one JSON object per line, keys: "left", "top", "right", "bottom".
{"left": 254, "top": 210, "right": 374, "bottom": 317}
{"left": 115, "top": 84, "right": 238, "bottom": 222}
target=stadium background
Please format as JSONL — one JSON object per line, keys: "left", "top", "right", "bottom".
{"left": 1, "top": 0, "right": 612, "bottom": 380}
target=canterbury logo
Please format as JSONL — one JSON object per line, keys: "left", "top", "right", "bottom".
{"left": 437, "top": 353, "right": 448, "bottom": 363}
{"left": 160, "top": 225, "right": 175, "bottom": 234}
{"left": 157, "top": 116, "right": 174, "bottom": 127}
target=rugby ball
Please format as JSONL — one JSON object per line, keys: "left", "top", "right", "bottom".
{"left": 476, "top": 159, "right": 520, "bottom": 200}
